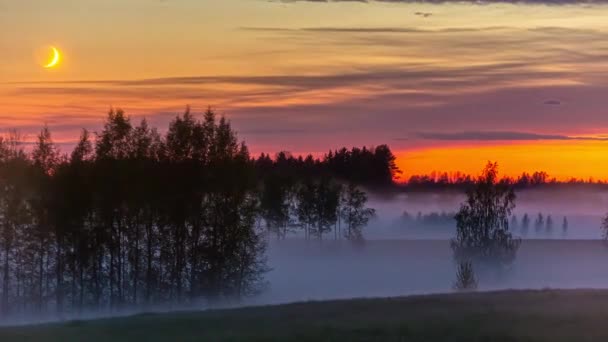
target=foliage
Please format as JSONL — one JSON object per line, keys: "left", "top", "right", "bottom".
{"left": 0, "top": 108, "right": 268, "bottom": 318}
{"left": 340, "top": 183, "right": 376, "bottom": 242}
{"left": 0, "top": 108, "right": 385, "bottom": 319}
{"left": 451, "top": 162, "right": 521, "bottom": 270}
{"left": 255, "top": 145, "right": 401, "bottom": 187}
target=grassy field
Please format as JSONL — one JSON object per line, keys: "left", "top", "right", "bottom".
{"left": 2, "top": 289, "right": 608, "bottom": 341}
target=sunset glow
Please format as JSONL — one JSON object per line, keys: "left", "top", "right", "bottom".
{"left": 397, "top": 140, "right": 608, "bottom": 181}
{"left": 4, "top": 1, "right": 608, "bottom": 180}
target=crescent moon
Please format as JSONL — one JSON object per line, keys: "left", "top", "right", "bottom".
{"left": 44, "top": 47, "right": 61, "bottom": 69}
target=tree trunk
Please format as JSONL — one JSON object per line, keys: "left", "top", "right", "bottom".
{"left": 56, "top": 235, "right": 63, "bottom": 315}
{"left": 2, "top": 241, "right": 10, "bottom": 316}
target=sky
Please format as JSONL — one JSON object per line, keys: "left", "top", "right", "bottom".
{"left": 3, "top": 0, "right": 608, "bottom": 180}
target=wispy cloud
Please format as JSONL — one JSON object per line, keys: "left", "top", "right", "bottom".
{"left": 276, "top": 0, "right": 608, "bottom": 5}
{"left": 240, "top": 26, "right": 511, "bottom": 34}
{"left": 414, "top": 131, "right": 608, "bottom": 141}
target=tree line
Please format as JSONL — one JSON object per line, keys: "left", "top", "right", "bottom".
{"left": 401, "top": 210, "right": 569, "bottom": 238}
{"left": 0, "top": 108, "right": 380, "bottom": 320}
{"left": 511, "top": 213, "right": 569, "bottom": 237}
{"left": 255, "top": 145, "right": 400, "bottom": 188}
{"left": 405, "top": 170, "right": 608, "bottom": 191}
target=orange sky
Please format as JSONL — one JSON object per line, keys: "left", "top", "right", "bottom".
{"left": 4, "top": 1, "right": 608, "bottom": 180}
{"left": 396, "top": 140, "right": 608, "bottom": 181}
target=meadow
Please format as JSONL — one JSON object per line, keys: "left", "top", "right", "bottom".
{"left": 2, "top": 289, "right": 608, "bottom": 341}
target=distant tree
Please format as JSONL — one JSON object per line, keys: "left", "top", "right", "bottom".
{"left": 259, "top": 176, "right": 292, "bottom": 240}
{"left": 323, "top": 145, "right": 400, "bottom": 185}
{"left": 562, "top": 216, "right": 568, "bottom": 237}
{"left": 531, "top": 171, "right": 549, "bottom": 185}
{"left": 340, "top": 183, "right": 376, "bottom": 243}
{"left": 451, "top": 162, "right": 521, "bottom": 271}
{"left": 453, "top": 261, "right": 478, "bottom": 292}
{"left": 534, "top": 213, "right": 545, "bottom": 235}
{"left": 310, "top": 178, "right": 341, "bottom": 241}
{"left": 545, "top": 215, "right": 553, "bottom": 236}
{"left": 601, "top": 214, "right": 608, "bottom": 241}
{"left": 521, "top": 213, "right": 530, "bottom": 237}
{"left": 295, "top": 180, "right": 317, "bottom": 240}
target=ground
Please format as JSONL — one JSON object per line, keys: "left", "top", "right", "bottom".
{"left": 2, "top": 289, "right": 608, "bottom": 341}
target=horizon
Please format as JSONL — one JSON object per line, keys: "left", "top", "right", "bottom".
{"left": 6, "top": 2, "right": 608, "bottom": 338}
{"left": 5, "top": 1, "right": 608, "bottom": 179}
{"left": 3, "top": 114, "right": 608, "bottom": 182}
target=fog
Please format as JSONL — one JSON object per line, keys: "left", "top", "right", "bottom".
{"left": 4, "top": 188, "right": 608, "bottom": 327}
{"left": 258, "top": 239, "right": 608, "bottom": 306}
{"left": 251, "top": 188, "right": 608, "bottom": 305}
{"left": 366, "top": 188, "right": 608, "bottom": 240}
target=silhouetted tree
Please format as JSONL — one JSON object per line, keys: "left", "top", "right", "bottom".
{"left": 259, "top": 172, "right": 293, "bottom": 240}
{"left": 601, "top": 214, "right": 608, "bottom": 241}
{"left": 535, "top": 213, "right": 544, "bottom": 236}
{"left": 340, "top": 183, "right": 376, "bottom": 242}
{"left": 562, "top": 216, "right": 568, "bottom": 237}
{"left": 451, "top": 162, "right": 521, "bottom": 272}
{"left": 295, "top": 180, "right": 317, "bottom": 240}
{"left": 0, "top": 107, "right": 397, "bottom": 319}
{"left": 0, "top": 108, "right": 272, "bottom": 318}
{"left": 545, "top": 215, "right": 553, "bottom": 236}
{"left": 309, "top": 178, "right": 341, "bottom": 240}
{"left": 521, "top": 213, "right": 530, "bottom": 237}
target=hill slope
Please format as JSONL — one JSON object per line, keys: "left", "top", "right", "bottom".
{"left": 1, "top": 289, "right": 608, "bottom": 341}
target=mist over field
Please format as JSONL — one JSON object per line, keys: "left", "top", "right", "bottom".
{"left": 249, "top": 187, "right": 608, "bottom": 306}
{"left": 367, "top": 188, "right": 608, "bottom": 240}
{"left": 3, "top": 187, "right": 608, "bottom": 327}
{"left": 260, "top": 239, "right": 608, "bottom": 306}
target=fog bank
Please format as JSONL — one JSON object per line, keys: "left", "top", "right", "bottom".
{"left": 257, "top": 239, "right": 608, "bottom": 306}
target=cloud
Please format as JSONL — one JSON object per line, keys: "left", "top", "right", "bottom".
{"left": 7, "top": 25, "right": 608, "bottom": 152}
{"left": 544, "top": 100, "right": 561, "bottom": 105}
{"left": 239, "top": 128, "right": 308, "bottom": 135}
{"left": 276, "top": 0, "right": 608, "bottom": 5}
{"left": 414, "top": 131, "right": 608, "bottom": 141}
{"left": 240, "top": 26, "right": 509, "bottom": 34}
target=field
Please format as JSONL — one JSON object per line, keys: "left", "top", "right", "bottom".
{"left": 3, "top": 239, "right": 608, "bottom": 341}
{"left": 2, "top": 289, "right": 608, "bottom": 341}
{"left": 261, "top": 239, "right": 608, "bottom": 304}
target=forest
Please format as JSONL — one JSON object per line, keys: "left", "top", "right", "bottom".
{"left": 0, "top": 108, "right": 392, "bottom": 320}
{"left": 0, "top": 107, "right": 596, "bottom": 321}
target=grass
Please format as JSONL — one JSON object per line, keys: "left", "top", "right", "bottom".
{"left": 2, "top": 289, "right": 608, "bottom": 341}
